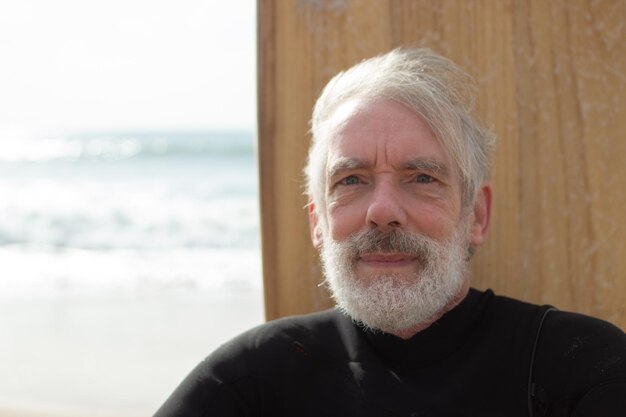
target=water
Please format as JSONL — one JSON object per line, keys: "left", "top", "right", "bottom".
{"left": 0, "top": 131, "right": 264, "bottom": 414}
{"left": 0, "top": 130, "right": 262, "bottom": 295}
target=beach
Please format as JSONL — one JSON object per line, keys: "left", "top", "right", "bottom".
{"left": 0, "top": 404, "right": 145, "bottom": 417}
{"left": 0, "top": 289, "right": 264, "bottom": 416}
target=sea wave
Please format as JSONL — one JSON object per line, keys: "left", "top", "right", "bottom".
{"left": 0, "top": 182, "right": 259, "bottom": 250}
{"left": 0, "top": 129, "right": 262, "bottom": 297}
{"left": 0, "top": 246, "right": 263, "bottom": 297}
{"left": 0, "top": 131, "right": 254, "bottom": 162}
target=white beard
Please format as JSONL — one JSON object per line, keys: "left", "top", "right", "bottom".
{"left": 320, "top": 226, "right": 470, "bottom": 334}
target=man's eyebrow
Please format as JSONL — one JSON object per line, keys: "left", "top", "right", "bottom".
{"left": 327, "top": 157, "right": 370, "bottom": 178}
{"left": 402, "top": 158, "right": 450, "bottom": 177}
{"left": 327, "top": 157, "right": 451, "bottom": 178}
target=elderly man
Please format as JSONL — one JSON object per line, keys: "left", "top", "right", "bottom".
{"left": 155, "top": 49, "right": 626, "bottom": 416}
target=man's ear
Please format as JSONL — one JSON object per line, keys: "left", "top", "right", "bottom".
{"left": 308, "top": 201, "right": 324, "bottom": 249}
{"left": 469, "top": 183, "right": 492, "bottom": 247}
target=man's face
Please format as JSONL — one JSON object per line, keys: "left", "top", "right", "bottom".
{"left": 310, "top": 98, "right": 490, "bottom": 336}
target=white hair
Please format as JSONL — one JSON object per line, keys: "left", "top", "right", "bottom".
{"left": 305, "top": 48, "right": 495, "bottom": 213}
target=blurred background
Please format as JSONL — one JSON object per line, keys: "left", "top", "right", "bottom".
{"left": 0, "top": 1, "right": 263, "bottom": 416}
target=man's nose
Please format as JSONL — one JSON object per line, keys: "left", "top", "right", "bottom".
{"left": 365, "top": 181, "right": 407, "bottom": 231}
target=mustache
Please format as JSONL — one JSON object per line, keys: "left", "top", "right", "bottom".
{"left": 347, "top": 229, "right": 442, "bottom": 265}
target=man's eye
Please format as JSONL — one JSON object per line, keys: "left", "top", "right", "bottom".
{"left": 415, "top": 174, "right": 434, "bottom": 183}
{"left": 341, "top": 175, "right": 360, "bottom": 185}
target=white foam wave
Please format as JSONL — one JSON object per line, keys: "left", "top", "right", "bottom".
{"left": 0, "top": 131, "right": 254, "bottom": 162}
{"left": 0, "top": 178, "right": 259, "bottom": 250}
{"left": 0, "top": 246, "right": 262, "bottom": 297}
{"left": 0, "top": 136, "right": 142, "bottom": 162}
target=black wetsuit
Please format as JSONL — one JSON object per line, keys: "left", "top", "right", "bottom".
{"left": 154, "top": 289, "right": 626, "bottom": 416}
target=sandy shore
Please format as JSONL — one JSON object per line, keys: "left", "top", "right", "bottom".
{"left": 0, "top": 289, "right": 264, "bottom": 417}
{"left": 0, "top": 405, "right": 146, "bottom": 417}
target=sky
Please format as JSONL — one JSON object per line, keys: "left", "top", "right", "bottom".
{"left": 0, "top": 0, "right": 256, "bottom": 134}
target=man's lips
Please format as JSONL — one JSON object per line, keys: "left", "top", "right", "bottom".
{"left": 358, "top": 253, "right": 418, "bottom": 268}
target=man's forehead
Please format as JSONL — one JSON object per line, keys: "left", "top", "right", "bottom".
{"left": 324, "top": 99, "right": 454, "bottom": 170}
{"left": 325, "top": 98, "right": 414, "bottom": 138}
{"left": 323, "top": 98, "right": 368, "bottom": 133}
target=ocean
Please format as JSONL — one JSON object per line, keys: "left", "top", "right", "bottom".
{"left": 0, "top": 131, "right": 265, "bottom": 415}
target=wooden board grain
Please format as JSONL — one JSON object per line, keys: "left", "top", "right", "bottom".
{"left": 257, "top": 0, "right": 626, "bottom": 327}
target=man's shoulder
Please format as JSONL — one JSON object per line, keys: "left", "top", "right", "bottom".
{"left": 226, "top": 308, "right": 348, "bottom": 351}
{"left": 538, "top": 309, "right": 626, "bottom": 366}
{"left": 484, "top": 289, "right": 625, "bottom": 348}
{"left": 201, "top": 308, "right": 353, "bottom": 377}
{"left": 530, "top": 308, "right": 626, "bottom": 412}
{"left": 485, "top": 289, "right": 625, "bottom": 344}
{"left": 153, "top": 310, "right": 357, "bottom": 416}
{"left": 545, "top": 309, "right": 625, "bottom": 338}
